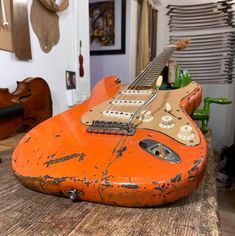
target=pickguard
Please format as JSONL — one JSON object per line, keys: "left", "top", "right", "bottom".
{"left": 81, "top": 82, "right": 201, "bottom": 146}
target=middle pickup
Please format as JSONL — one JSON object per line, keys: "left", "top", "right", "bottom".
{"left": 111, "top": 99, "right": 145, "bottom": 106}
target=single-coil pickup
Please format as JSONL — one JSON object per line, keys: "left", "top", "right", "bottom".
{"left": 121, "top": 90, "right": 153, "bottom": 95}
{"left": 103, "top": 110, "right": 133, "bottom": 119}
{"left": 112, "top": 100, "right": 145, "bottom": 106}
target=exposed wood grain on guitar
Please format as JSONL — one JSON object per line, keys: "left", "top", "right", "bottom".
{"left": 0, "top": 132, "right": 220, "bottom": 235}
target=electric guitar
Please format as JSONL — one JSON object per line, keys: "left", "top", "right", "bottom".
{"left": 12, "top": 39, "right": 208, "bottom": 207}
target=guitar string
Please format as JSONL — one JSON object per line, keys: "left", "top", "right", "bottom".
{"left": 92, "top": 55, "right": 161, "bottom": 124}
{"left": 92, "top": 44, "right": 178, "bottom": 126}
{"left": 107, "top": 60, "right": 160, "bottom": 125}
{"left": 117, "top": 55, "right": 165, "bottom": 124}
{"left": 109, "top": 46, "right": 177, "bottom": 125}
{"left": 92, "top": 53, "right": 165, "bottom": 124}
{"left": 124, "top": 45, "right": 177, "bottom": 94}
{"left": 93, "top": 45, "right": 177, "bottom": 125}
{"left": 119, "top": 45, "right": 178, "bottom": 124}
{"left": 122, "top": 47, "right": 178, "bottom": 125}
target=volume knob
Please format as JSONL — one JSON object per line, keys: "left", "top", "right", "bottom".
{"left": 159, "top": 115, "right": 175, "bottom": 129}
{"left": 177, "top": 125, "right": 195, "bottom": 141}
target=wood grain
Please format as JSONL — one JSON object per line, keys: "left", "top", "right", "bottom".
{"left": 0, "top": 0, "right": 13, "bottom": 51}
{"left": 0, "top": 132, "right": 220, "bottom": 236}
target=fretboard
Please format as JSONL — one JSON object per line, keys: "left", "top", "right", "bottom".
{"left": 129, "top": 44, "right": 178, "bottom": 89}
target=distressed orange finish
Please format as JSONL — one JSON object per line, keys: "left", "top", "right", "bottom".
{"left": 12, "top": 76, "right": 207, "bottom": 207}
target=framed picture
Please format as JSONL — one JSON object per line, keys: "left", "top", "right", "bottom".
{"left": 65, "top": 71, "right": 76, "bottom": 90}
{"left": 89, "top": 0, "right": 126, "bottom": 55}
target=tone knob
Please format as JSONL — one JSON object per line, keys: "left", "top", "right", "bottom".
{"left": 139, "top": 110, "right": 153, "bottom": 122}
{"left": 177, "top": 125, "right": 195, "bottom": 141}
{"left": 159, "top": 115, "right": 175, "bottom": 129}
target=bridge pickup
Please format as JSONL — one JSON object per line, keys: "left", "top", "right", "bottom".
{"left": 87, "top": 121, "right": 136, "bottom": 136}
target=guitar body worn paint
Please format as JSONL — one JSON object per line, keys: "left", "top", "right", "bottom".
{"left": 12, "top": 76, "right": 207, "bottom": 207}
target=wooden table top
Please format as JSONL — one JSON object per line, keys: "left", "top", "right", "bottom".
{"left": 0, "top": 133, "right": 220, "bottom": 236}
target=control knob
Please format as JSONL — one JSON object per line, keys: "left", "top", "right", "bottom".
{"left": 159, "top": 115, "right": 175, "bottom": 129}
{"left": 177, "top": 125, "right": 195, "bottom": 141}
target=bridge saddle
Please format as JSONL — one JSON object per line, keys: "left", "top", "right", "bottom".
{"left": 87, "top": 120, "right": 136, "bottom": 136}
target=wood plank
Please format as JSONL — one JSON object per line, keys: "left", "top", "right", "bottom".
{"left": 0, "top": 0, "right": 13, "bottom": 51}
{"left": 0, "top": 133, "right": 25, "bottom": 152}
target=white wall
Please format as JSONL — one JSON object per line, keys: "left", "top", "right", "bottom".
{"left": 156, "top": 0, "right": 235, "bottom": 151}
{"left": 202, "top": 83, "right": 235, "bottom": 150}
{"left": 90, "top": 0, "right": 138, "bottom": 87}
{"left": 0, "top": 0, "right": 90, "bottom": 115}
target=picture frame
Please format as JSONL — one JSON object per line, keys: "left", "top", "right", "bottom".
{"left": 89, "top": 0, "right": 126, "bottom": 55}
{"left": 65, "top": 71, "right": 76, "bottom": 90}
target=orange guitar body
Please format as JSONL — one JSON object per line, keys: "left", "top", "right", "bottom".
{"left": 12, "top": 76, "right": 207, "bottom": 207}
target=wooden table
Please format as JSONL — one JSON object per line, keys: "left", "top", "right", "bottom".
{"left": 0, "top": 133, "right": 220, "bottom": 236}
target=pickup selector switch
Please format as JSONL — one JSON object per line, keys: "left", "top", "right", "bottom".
{"left": 159, "top": 115, "right": 175, "bottom": 129}
{"left": 165, "top": 102, "right": 172, "bottom": 112}
{"left": 177, "top": 125, "right": 195, "bottom": 141}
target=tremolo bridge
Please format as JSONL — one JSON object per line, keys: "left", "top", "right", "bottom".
{"left": 87, "top": 120, "right": 136, "bottom": 136}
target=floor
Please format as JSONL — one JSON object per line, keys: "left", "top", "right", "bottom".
{"left": 0, "top": 133, "right": 235, "bottom": 235}
{"left": 218, "top": 190, "right": 235, "bottom": 236}
{"left": 0, "top": 133, "right": 25, "bottom": 153}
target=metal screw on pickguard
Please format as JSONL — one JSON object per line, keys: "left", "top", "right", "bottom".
{"left": 67, "top": 190, "right": 78, "bottom": 202}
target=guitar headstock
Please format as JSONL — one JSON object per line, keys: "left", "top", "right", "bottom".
{"left": 175, "top": 38, "right": 191, "bottom": 50}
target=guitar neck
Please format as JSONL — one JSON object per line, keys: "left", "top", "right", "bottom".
{"left": 129, "top": 44, "right": 178, "bottom": 90}
{"left": 129, "top": 44, "right": 187, "bottom": 89}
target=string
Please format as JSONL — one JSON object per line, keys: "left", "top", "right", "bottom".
{"left": 92, "top": 44, "right": 178, "bottom": 126}
{"left": 129, "top": 45, "right": 177, "bottom": 90}
{"left": 92, "top": 45, "right": 177, "bottom": 125}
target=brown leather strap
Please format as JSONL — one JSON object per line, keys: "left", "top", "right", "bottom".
{"left": 12, "top": 0, "right": 32, "bottom": 60}
{"left": 30, "top": 0, "right": 59, "bottom": 53}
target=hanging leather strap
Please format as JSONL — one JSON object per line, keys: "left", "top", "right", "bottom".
{"left": 39, "top": 0, "right": 69, "bottom": 12}
{"left": 12, "top": 0, "right": 32, "bottom": 60}
{"left": 30, "top": 0, "right": 59, "bottom": 53}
